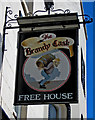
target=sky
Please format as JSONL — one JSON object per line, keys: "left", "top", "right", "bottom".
{"left": 83, "top": 2, "right": 93, "bottom": 118}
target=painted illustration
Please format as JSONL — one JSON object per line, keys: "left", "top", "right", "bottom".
{"left": 22, "top": 33, "right": 72, "bottom": 92}
{"left": 22, "top": 50, "right": 71, "bottom": 92}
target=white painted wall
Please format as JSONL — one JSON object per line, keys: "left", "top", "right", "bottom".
{"left": 0, "top": 1, "right": 24, "bottom": 118}
{"left": 27, "top": 105, "right": 48, "bottom": 118}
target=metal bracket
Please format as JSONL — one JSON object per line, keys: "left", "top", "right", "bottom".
{"left": 33, "top": 6, "right": 70, "bottom": 16}
{"left": 2, "top": 6, "right": 93, "bottom": 64}
{"left": 2, "top": 7, "right": 19, "bottom": 61}
{"left": 4, "top": 8, "right": 93, "bottom": 30}
{"left": 78, "top": 14, "right": 93, "bottom": 24}
{"left": 4, "top": 7, "right": 18, "bottom": 28}
{"left": 33, "top": 0, "right": 70, "bottom": 16}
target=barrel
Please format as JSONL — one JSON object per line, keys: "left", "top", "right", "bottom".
{"left": 36, "top": 54, "right": 55, "bottom": 68}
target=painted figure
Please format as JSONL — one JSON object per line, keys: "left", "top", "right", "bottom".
{"left": 36, "top": 54, "right": 60, "bottom": 89}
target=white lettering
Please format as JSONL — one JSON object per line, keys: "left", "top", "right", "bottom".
{"left": 24, "top": 95, "right": 29, "bottom": 101}
{"left": 18, "top": 93, "right": 73, "bottom": 101}
{"left": 50, "top": 94, "right": 55, "bottom": 100}
{"left": 44, "top": 94, "right": 50, "bottom": 100}
{"left": 36, "top": 94, "right": 41, "bottom": 100}
{"left": 56, "top": 93, "right": 61, "bottom": 99}
{"left": 18, "top": 95, "right": 24, "bottom": 101}
{"left": 67, "top": 93, "right": 73, "bottom": 99}
{"left": 62, "top": 93, "right": 68, "bottom": 99}
{"left": 30, "top": 94, "right": 41, "bottom": 100}
{"left": 44, "top": 93, "right": 73, "bottom": 100}
{"left": 18, "top": 94, "right": 41, "bottom": 101}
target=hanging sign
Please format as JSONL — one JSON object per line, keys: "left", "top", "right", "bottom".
{"left": 14, "top": 29, "right": 78, "bottom": 105}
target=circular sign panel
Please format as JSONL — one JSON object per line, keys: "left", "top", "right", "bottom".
{"left": 22, "top": 50, "right": 71, "bottom": 92}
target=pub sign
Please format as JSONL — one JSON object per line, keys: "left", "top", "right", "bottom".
{"left": 14, "top": 28, "right": 78, "bottom": 105}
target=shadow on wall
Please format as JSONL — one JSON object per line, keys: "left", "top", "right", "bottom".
{"left": 0, "top": 33, "right": 2, "bottom": 71}
{"left": 0, "top": 33, "right": 2, "bottom": 95}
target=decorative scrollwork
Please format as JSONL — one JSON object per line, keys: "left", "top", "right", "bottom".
{"left": 51, "top": 8, "right": 70, "bottom": 14}
{"left": 6, "top": 7, "right": 18, "bottom": 27}
{"left": 78, "top": 14, "right": 93, "bottom": 24}
{"left": 64, "top": 9, "right": 70, "bottom": 14}
{"left": 7, "top": 9, "right": 13, "bottom": 15}
{"left": 33, "top": 6, "right": 70, "bottom": 16}
{"left": 33, "top": 10, "right": 47, "bottom": 16}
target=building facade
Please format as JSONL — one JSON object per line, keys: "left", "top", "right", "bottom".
{"left": 0, "top": 0, "right": 87, "bottom": 119}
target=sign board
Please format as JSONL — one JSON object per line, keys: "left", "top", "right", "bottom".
{"left": 14, "top": 29, "right": 78, "bottom": 105}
